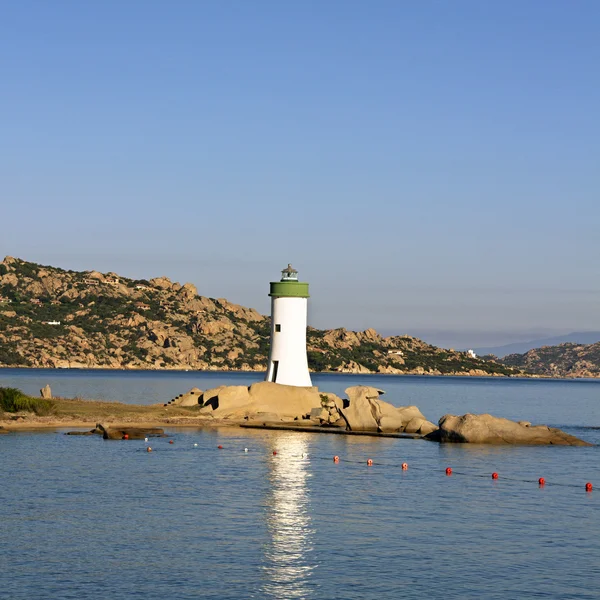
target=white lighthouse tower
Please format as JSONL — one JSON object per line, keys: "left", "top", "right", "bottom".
{"left": 265, "top": 264, "right": 312, "bottom": 387}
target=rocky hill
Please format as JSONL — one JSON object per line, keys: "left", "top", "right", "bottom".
{"left": 0, "top": 256, "right": 520, "bottom": 376}
{"left": 500, "top": 342, "right": 600, "bottom": 378}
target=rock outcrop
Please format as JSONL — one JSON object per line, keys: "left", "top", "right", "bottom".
{"left": 40, "top": 384, "right": 52, "bottom": 399}
{"left": 433, "top": 413, "right": 592, "bottom": 446}
{"left": 342, "top": 386, "right": 382, "bottom": 431}
{"left": 500, "top": 342, "right": 600, "bottom": 378}
{"left": 182, "top": 383, "right": 438, "bottom": 435}
{"left": 198, "top": 381, "right": 322, "bottom": 421}
{"left": 93, "top": 424, "right": 167, "bottom": 440}
{"left": 169, "top": 387, "right": 203, "bottom": 407}
{"left": 337, "top": 386, "right": 438, "bottom": 435}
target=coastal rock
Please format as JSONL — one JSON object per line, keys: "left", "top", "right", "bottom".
{"left": 377, "top": 364, "right": 404, "bottom": 374}
{"left": 418, "top": 420, "right": 439, "bottom": 435}
{"left": 338, "top": 386, "right": 437, "bottom": 435}
{"left": 317, "top": 392, "right": 347, "bottom": 427}
{"left": 199, "top": 381, "right": 321, "bottom": 421}
{"left": 336, "top": 360, "right": 372, "bottom": 374}
{"left": 40, "top": 384, "right": 52, "bottom": 399}
{"left": 65, "top": 426, "right": 104, "bottom": 436}
{"left": 246, "top": 412, "right": 285, "bottom": 424}
{"left": 310, "top": 407, "right": 329, "bottom": 422}
{"left": 435, "top": 413, "right": 593, "bottom": 446}
{"left": 403, "top": 416, "right": 426, "bottom": 434}
{"left": 210, "top": 385, "right": 251, "bottom": 416}
{"left": 201, "top": 386, "right": 226, "bottom": 408}
{"left": 378, "top": 414, "right": 406, "bottom": 432}
{"left": 341, "top": 386, "right": 382, "bottom": 431}
{"left": 97, "top": 424, "right": 167, "bottom": 440}
{"left": 173, "top": 387, "right": 203, "bottom": 407}
{"left": 248, "top": 381, "right": 320, "bottom": 420}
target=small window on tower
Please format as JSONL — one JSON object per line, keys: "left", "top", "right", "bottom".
{"left": 275, "top": 324, "right": 281, "bottom": 332}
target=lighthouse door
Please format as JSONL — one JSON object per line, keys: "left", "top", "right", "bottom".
{"left": 271, "top": 361, "right": 279, "bottom": 383}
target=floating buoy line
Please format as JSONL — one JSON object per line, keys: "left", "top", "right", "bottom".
{"left": 138, "top": 441, "right": 594, "bottom": 493}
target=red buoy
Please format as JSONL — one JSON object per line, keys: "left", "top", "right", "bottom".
{"left": 273, "top": 451, "right": 277, "bottom": 456}
{"left": 401, "top": 462, "right": 408, "bottom": 470}
{"left": 538, "top": 477, "right": 545, "bottom": 486}
{"left": 586, "top": 482, "right": 593, "bottom": 492}
{"left": 492, "top": 472, "right": 499, "bottom": 480}
{"left": 122, "top": 434, "right": 129, "bottom": 440}
{"left": 445, "top": 467, "right": 452, "bottom": 476}
{"left": 169, "top": 440, "right": 174, "bottom": 444}
{"left": 367, "top": 459, "right": 373, "bottom": 466}
{"left": 217, "top": 445, "right": 223, "bottom": 449}
{"left": 333, "top": 455, "right": 340, "bottom": 463}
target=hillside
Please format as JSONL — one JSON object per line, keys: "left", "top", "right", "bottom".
{"left": 474, "top": 331, "right": 600, "bottom": 358}
{"left": 0, "top": 256, "right": 520, "bottom": 377}
{"left": 500, "top": 342, "right": 600, "bottom": 378}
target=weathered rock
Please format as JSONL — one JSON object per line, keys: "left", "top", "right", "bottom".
{"left": 396, "top": 405, "right": 427, "bottom": 424}
{"left": 246, "top": 412, "right": 285, "bottom": 424}
{"left": 378, "top": 414, "right": 405, "bottom": 432}
{"left": 40, "top": 384, "right": 52, "bottom": 399}
{"left": 149, "top": 276, "right": 174, "bottom": 290}
{"left": 336, "top": 360, "right": 372, "bottom": 374}
{"left": 309, "top": 407, "right": 329, "bottom": 422}
{"left": 247, "top": 381, "right": 321, "bottom": 420}
{"left": 436, "top": 413, "right": 593, "bottom": 446}
{"left": 178, "top": 282, "right": 198, "bottom": 300}
{"left": 201, "top": 386, "right": 226, "bottom": 409}
{"left": 173, "top": 387, "right": 203, "bottom": 407}
{"left": 309, "top": 406, "right": 323, "bottom": 419}
{"left": 198, "top": 381, "right": 321, "bottom": 421}
{"left": 418, "top": 420, "right": 439, "bottom": 435}
{"left": 210, "top": 385, "right": 251, "bottom": 416}
{"left": 96, "top": 423, "right": 166, "bottom": 440}
{"left": 337, "top": 387, "right": 437, "bottom": 434}
{"left": 404, "top": 416, "right": 426, "bottom": 434}
{"left": 370, "top": 397, "right": 406, "bottom": 430}
{"left": 341, "top": 386, "right": 383, "bottom": 431}
{"left": 65, "top": 426, "right": 104, "bottom": 436}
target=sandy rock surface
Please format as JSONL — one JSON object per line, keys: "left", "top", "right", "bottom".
{"left": 435, "top": 413, "right": 592, "bottom": 446}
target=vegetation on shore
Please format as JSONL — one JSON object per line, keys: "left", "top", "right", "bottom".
{"left": 0, "top": 387, "right": 204, "bottom": 424}
{"left": 0, "top": 387, "right": 54, "bottom": 416}
{"left": 0, "top": 256, "right": 522, "bottom": 377}
{"left": 499, "top": 342, "right": 600, "bottom": 378}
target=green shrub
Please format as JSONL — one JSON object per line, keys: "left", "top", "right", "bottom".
{"left": 0, "top": 387, "right": 55, "bottom": 415}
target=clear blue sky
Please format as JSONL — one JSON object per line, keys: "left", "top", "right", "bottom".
{"left": 2, "top": 1, "right": 599, "bottom": 347}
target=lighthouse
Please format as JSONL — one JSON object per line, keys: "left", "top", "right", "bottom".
{"left": 265, "top": 264, "right": 312, "bottom": 387}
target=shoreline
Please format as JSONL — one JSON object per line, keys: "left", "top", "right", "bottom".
{"left": 1, "top": 365, "right": 598, "bottom": 381}
{"left": 0, "top": 419, "right": 234, "bottom": 432}
{"left": 0, "top": 365, "right": 584, "bottom": 379}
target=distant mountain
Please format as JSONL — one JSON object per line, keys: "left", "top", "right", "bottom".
{"left": 474, "top": 332, "right": 600, "bottom": 358}
{"left": 0, "top": 256, "right": 520, "bottom": 377}
{"left": 499, "top": 342, "right": 600, "bottom": 378}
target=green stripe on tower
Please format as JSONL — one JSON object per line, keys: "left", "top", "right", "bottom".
{"left": 269, "top": 281, "right": 310, "bottom": 298}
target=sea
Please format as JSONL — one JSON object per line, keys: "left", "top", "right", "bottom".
{"left": 1, "top": 369, "right": 599, "bottom": 599}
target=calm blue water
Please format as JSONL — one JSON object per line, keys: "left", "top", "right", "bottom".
{"left": 1, "top": 370, "right": 599, "bottom": 598}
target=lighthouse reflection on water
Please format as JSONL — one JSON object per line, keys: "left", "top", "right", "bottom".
{"left": 262, "top": 435, "right": 315, "bottom": 598}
